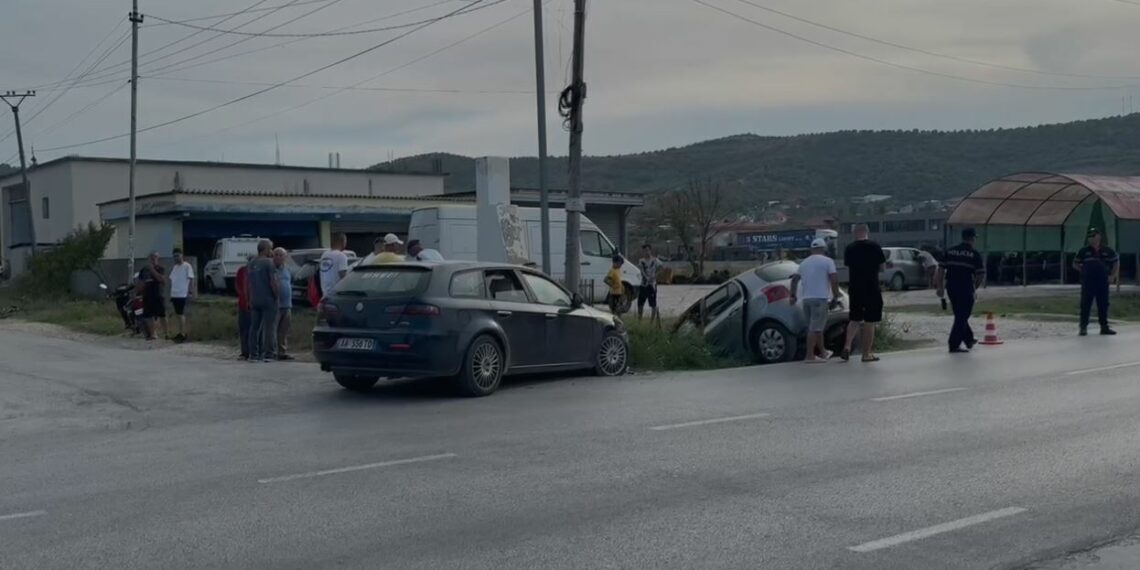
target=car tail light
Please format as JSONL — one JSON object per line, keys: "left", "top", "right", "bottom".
{"left": 318, "top": 300, "right": 340, "bottom": 322}
{"left": 384, "top": 304, "right": 441, "bottom": 317}
{"left": 762, "top": 284, "right": 790, "bottom": 303}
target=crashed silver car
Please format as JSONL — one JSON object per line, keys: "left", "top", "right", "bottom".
{"left": 673, "top": 261, "right": 850, "bottom": 363}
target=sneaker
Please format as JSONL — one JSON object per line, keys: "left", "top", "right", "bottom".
{"left": 965, "top": 339, "right": 977, "bottom": 349}
{"left": 821, "top": 350, "right": 834, "bottom": 360}
{"left": 1079, "top": 329, "right": 1088, "bottom": 337}
{"left": 949, "top": 347, "right": 971, "bottom": 354}
{"left": 1101, "top": 327, "right": 1117, "bottom": 336}
{"left": 839, "top": 349, "right": 851, "bottom": 362}
{"left": 278, "top": 354, "right": 295, "bottom": 361}
{"left": 239, "top": 354, "right": 249, "bottom": 361}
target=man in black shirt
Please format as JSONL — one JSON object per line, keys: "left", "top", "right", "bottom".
{"left": 842, "top": 224, "right": 887, "bottom": 362}
{"left": 1074, "top": 228, "right": 1119, "bottom": 336}
{"left": 136, "top": 251, "right": 168, "bottom": 341}
{"left": 936, "top": 229, "right": 985, "bottom": 353}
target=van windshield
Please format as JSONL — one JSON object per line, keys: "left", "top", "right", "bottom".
{"left": 334, "top": 267, "right": 432, "bottom": 296}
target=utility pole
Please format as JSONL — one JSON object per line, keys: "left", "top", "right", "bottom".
{"left": 127, "top": 1, "right": 143, "bottom": 278}
{"left": 532, "top": 0, "right": 552, "bottom": 275}
{"left": 563, "top": 0, "right": 587, "bottom": 295}
{"left": 1, "top": 90, "right": 37, "bottom": 252}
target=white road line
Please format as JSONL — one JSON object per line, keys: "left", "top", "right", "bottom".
{"left": 0, "top": 510, "right": 47, "bottom": 522}
{"left": 1066, "top": 361, "right": 1140, "bottom": 376}
{"left": 848, "top": 507, "right": 1027, "bottom": 553}
{"left": 258, "top": 453, "right": 457, "bottom": 484}
{"left": 649, "top": 413, "right": 771, "bottom": 431}
{"left": 871, "top": 387, "right": 969, "bottom": 402}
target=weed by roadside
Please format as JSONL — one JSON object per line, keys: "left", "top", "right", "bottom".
{"left": 625, "top": 318, "right": 746, "bottom": 371}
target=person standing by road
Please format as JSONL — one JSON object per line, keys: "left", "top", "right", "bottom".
{"left": 319, "top": 233, "right": 350, "bottom": 297}
{"left": 936, "top": 229, "right": 985, "bottom": 353}
{"left": 406, "top": 239, "right": 444, "bottom": 262}
{"left": 1075, "top": 228, "right": 1119, "bottom": 336}
{"left": 841, "top": 224, "right": 887, "bottom": 362}
{"left": 272, "top": 247, "right": 294, "bottom": 361}
{"left": 790, "top": 238, "right": 841, "bottom": 363}
{"left": 246, "top": 240, "right": 280, "bottom": 362}
{"left": 604, "top": 254, "right": 625, "bottom": 314}
{"left": 637, "top": 244, "right": 661, "bottom": 325}
{"left": 168, "top": 248, "right": 195, "bottom": 343}
{"left": 235, "top": 256, "right": 252, "bottom": 360}
{"left": 137, "top": 251, "right": 168, "bottom": 341}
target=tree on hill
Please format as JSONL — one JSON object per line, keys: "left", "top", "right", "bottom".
{"left": 657, "top": 178, "right": 731, "bottom": 277}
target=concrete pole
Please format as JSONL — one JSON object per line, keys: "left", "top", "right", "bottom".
{"left": 532, "top": 0, "right": 552, "bottom": 275}
{"left": 127, "top": 1, "right": 143, "bottom": 279}
{"left": 1, "top": 91, "right": 36, "bottom": 254}
{"left": 563, "top": 0, "right": 586, "bottom": 295}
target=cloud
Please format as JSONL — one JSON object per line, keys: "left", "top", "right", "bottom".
{"left": 3, "top": 0, "right": 1138, "bottom": 167}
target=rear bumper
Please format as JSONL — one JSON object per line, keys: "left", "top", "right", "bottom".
{"left": 312, "top": 327, "right": 462, "bottom": 378}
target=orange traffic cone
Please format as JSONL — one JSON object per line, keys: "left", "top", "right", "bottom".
{"left": 979, "top": 312, "right": 1004, "bottom": 345}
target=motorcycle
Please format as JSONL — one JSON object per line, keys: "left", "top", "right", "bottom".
{"left": 100, "top": 282, "right": 144, "bottom": 336}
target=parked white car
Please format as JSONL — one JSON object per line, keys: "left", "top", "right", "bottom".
{"left": 203, "top": 236, "right": 264, "bottom": 293}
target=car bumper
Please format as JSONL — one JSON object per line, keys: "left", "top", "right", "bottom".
{"left": 312, "top": 327, "right": 461, "bottom": 378}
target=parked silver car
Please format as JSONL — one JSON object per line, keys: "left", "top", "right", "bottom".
{"left": 673, "top": 261, "right": 850, "bottom": 364}
{"left": 881, "top": 247, "right": 934, "bottom": 291}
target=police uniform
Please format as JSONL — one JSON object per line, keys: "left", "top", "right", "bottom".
{"left": 941, "top": 241, "right": 985, "bottom": 350}
{"left": 1075, "top": 236, "right": 1119, "bottom": 334}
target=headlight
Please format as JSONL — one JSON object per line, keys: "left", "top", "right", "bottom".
{"left": 612, "top": 316, "right": 625, "bottom": 331}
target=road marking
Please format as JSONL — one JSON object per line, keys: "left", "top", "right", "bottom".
{"left": 1066, "top": 361, "right": 1140, "bottom": 376}
{"left": 848, "top": 507, "right": 1027, "bottom": 553}
{"left": 0, "top": 510, "right": 47, "bottom": 522}
{"left": 258, "top": 453, "right": 457, "bottom": 484}
{"left": 871, "top": 387, "right": 969, "bottom": 402}
{"left": 649, "top": 413, "right": 771, "bottom": 431}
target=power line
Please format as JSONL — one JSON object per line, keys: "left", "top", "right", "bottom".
{"left": 147, "top": 9, "right": 496, "bottom": 38}
{"left": 142, "top": 0, "right": 336, "bottom": 26}
{"left": 143, "top": 75, "right": 552, "bottom": 94}
{"left": 36, "top": 81, "right": 130, "bottom": 140}
{"left": 731, "top": 0, "right": 1140, "bottom": 81}
{"left": 151, "top": 0, "right": 539, "bottom": 150}
{"left": 141, "top": 0, "right": 459, "bottom": 80}
{"left": 690, "top": 0, "right": 1140, "bottom": 91}
{"left": 38, "top": 0, "right": 507, "bottom": 153}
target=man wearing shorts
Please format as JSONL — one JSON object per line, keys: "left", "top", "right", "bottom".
{"left": 842, "top": 224, "right": 887, "bottom": 362}
{"left": 168, "top": 248, "right": 195, "bottom": 343}
{"left": 637, "top": 244, "right": 661, "bottom": 325}
{"left": 790, "top": 239, "right": 841, "bottom": 363}
{"left": 136, "top": 252, "right": 168, "bottom": 341}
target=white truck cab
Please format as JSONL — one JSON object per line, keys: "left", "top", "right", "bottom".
{"left": 408, "top": 205, "right": 642, "bottom": 312}
{"left": 203, "top": 236, "right": 264, "bottom": 293}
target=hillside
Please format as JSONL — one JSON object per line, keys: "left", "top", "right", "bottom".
{"left": 374, "top": 114, "right": 1140, "bottom": 208}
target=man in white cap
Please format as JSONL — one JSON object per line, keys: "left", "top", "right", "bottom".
{"left": 789, "top": 238, "right": 841, "bottom": 363}
{"left": 367, "top": 233, "right": 405, "bottom": 265}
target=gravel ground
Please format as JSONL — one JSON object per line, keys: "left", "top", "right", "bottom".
{"left": 888, "top": 312, "right": 1081, "bottom": 344}
{"left": 0, "top": 319, "right": 267, "bottom": 362}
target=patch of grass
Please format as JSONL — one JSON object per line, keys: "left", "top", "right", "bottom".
{"left": 625, "top": 318, "right": 746, "bottom": 371}
{"left": 895, "top": 293, "right": 1140, "bottom": 322}
{"left": 871, "top": 317, "right": 930, "bottom": 352}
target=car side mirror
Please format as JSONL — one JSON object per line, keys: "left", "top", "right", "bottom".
{"left": 571, "top": 293, "right": 584, "bottom": 308}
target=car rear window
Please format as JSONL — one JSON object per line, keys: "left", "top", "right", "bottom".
{"left": 752, "top": 262, "right": 798, "bottom": 282}
{"left": 334, "top": 267, "right": 431, "bottom": 296}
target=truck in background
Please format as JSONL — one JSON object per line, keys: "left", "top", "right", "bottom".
{"left": 408, "top": 205, "right": 643, "bottom": 312}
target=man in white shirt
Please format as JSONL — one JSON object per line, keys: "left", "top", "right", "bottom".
{"left": 319, "top": 233, "right": 350, "bottom": 297}
{"left": 168, "top": 248, "right": 195, "bottom": 343}
{"left": 406, "top": 239, "right": 444, "bottom": 262}
{"left": 790, "top": 238, "right": 841, "bottom": 363}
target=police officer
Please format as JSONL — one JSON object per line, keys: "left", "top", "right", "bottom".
{"left": 936, "top": 228, "right": 985, "bottom": 353}
{"left": 1074, "top": 227, "right": 1119, "bottom": 336}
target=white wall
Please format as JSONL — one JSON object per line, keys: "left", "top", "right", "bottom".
{"left": 112, "top": 217, "right": 177, "bottom": 259}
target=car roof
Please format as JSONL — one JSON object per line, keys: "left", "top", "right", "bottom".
{"left": 351, "top": 260, "right": 541, "bottom": 274}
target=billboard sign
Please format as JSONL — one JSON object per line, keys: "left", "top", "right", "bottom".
{"left": 737, "top": 229, "right": 816, "bottom": 252}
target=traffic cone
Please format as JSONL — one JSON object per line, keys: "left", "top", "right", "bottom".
{"left": 979, "top": 312, "right": 1004, "bottom": 345}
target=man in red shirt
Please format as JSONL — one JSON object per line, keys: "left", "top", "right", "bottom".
{"left": 236, "top": 256, "right": 252, "bottom": 359}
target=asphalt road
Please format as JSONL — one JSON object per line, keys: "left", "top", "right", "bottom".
{"left": 3, "top": 327, "right": 1140, "bottom": 569}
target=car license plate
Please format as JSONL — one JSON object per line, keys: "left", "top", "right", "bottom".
{"left": 335, "top": 338, "right": 375, "bottom": 351}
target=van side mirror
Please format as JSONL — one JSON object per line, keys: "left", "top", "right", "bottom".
{"left": 571, "top": 293, "right": 584, "bottom": 308}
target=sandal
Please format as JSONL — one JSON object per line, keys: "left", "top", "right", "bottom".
{"left": 861, "top": 355, "right": 881, "bottom": 363}
{"left": 840, "top": 349, "right": 851, "bottom": 362}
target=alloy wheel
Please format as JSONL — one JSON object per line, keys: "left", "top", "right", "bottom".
{"left": 758, "top": 328, "right": 786, "bottom": 362}
{"left": 471, "top": 342, "right": 502, "bottom": 389}
{"left": 597, "top": 336, "right": 628, "bottom": 376}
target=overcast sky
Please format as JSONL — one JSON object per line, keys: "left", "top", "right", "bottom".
{"left": 3, "top": 0, "right": 1138, "bottom": 168}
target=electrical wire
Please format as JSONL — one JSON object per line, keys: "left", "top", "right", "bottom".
{"left": 142, "top": 0, "right": 336, "bottom": 26}
{"left": 150, "top": 0, "right": 540, "bottom": 150}
{"left": 36, "top": 81, "right": 130, "bottom": 140}
{"left": 690, "top": 0, "right": 1140, "bottom": 91}
{"left": 730, "top": 0, "right": 1140, "bottom": 81}
{"left": 139, "top": 0, "right": 458, "bottom": 80}
{"left": 38, "top": 0, "right": 505, "bottom": 153}
{"left": 147, "top": 10, "right": 496, "bottom": 38}
{"left": 143, "top": 75, "right": 549, "bottom": 95}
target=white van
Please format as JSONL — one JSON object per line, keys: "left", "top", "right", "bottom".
{"left": 408, "top": 205, "right": 642, "bottom": 310}
{"left": 203, "top": 236, "right": 264, "bottom": 293}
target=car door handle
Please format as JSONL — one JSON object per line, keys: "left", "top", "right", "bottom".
{"left": 545, "top": 313, "right": 558, "bottom": 319}
{"left": 497, "top": 310, "right": 513, "bottom": 317}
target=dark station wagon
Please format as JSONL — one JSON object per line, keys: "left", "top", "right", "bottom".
{"left": 313, "top": 262, "right": 630, "bottom": 397}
